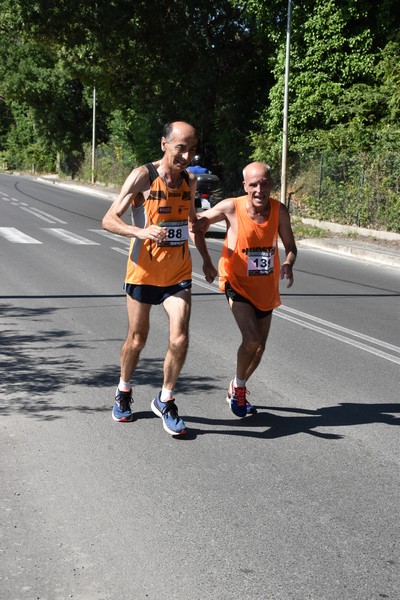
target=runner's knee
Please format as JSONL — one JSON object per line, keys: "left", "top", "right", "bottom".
{"left": 169, "top": 332, "right": 189, "bottom": 354}
{"left": 242, "top": 333, "right": 265, "bottom": 354}
{"left": 125, "top": 331, "right": 147, "bottom": 352}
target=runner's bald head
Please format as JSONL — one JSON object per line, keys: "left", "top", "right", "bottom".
{"left": 243, "top": 162, "right": 272, "bottom": 184}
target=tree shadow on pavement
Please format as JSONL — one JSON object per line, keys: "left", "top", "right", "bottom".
{"left": 89, "top": 361, "right": 219, "bottom": 394}
{"left": 0, "top": 303, "right": 103, "bottom": 419}
{"left": 0, "top": 301, "right": 221, "bottom": 420}
{"left": 1, "top": 304, "right": 85, "bottom": 394}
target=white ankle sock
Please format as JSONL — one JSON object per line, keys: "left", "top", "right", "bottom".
{"left": 234, "top": 376, "right": 246, "bottom": 388}
{"left": 118, "top": 378, "right": 131, "bottom": 392}
{"left": 161, "top": 386, "right": 174, "bottom": 402}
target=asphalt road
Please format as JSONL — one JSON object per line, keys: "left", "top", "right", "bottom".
{"left": 1, "top": 173, "right": 399, "bottom": 600}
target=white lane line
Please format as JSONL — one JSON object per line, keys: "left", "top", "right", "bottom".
{"left": 20, "top": 207, "right": 60, "bottom": 224}
{"left": 192, "top": 271, "right": 220, "bottom": 292}
{"left": 112, "top": 247, "right": 129, "bottom": 255}
{"left": 89, "top": 229, "right": 130, "bottom": 245}
{"left": 276, "top": 311, "right": 400, "bottom": 365}
{"left": 192, "top": 269, "right": 400, "bottom": 365}
{"left": 20, "top": 206, "right": 67, "bottom": 224}
{"left": 278, "top": 305, "right": 400, "bottom": 354}
{"left": 44, "top": 229, "right": 100, "bottom": 245}
{"left": 0, "top": 227, "right": 42, "bottom": 244}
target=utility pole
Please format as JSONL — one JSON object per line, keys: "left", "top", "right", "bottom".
{"left": 91, "top": 86, "right": 96, "bottom": 184}
{"left": 280, "top": 0, "right": 292, "bottom": 205}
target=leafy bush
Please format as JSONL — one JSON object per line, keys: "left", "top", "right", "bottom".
{"left": 291, "top": 150, "right": 400, "bottom": 232}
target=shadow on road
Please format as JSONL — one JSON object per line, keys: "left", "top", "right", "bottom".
{"left": 183, "top": 402, "right": 400, "bottom": 440}
{"left": 1, "top": 302, "right": 97, "bottom": 419}
{"left": 0, "top": 302, "right": 219, "bottom": 420}
{"left": 2, "top": 302, "right": 398, "bottom": 441}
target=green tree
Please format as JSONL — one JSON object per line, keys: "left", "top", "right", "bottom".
{"left": 244, "top": 0, "right": 400, "bottom": 230}
{"left": 0, "top": 2, "right": 97, "bottom": 174}
{"left": 249, "top": 0, "right": 400, "bottom": 160}
{"left": 4, "top": 0, "right": 272, "bottom": 189}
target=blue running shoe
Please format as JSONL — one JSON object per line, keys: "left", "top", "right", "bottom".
{"left": 112, "top": 389, "right": 134, "bottom": 422}
{"left": 226, "top": 380, "right": 256, "bottom": 415}
{"left": 226, "top": 380, "right": 253, "bottom": 417}
{"left": 151, "top": 393, "right": 187, "bottom": 436}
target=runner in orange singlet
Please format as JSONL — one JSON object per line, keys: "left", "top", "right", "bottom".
{"left": 192, "top": 162, "right": 297, "bottom": 417}
{"left": 102, "top": 121, "right": 217, "bottom": 435}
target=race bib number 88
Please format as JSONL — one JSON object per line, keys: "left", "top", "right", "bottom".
{"left": 158, "top": 220, "right": 188, "bottom": 246}
{"left": 247, "top": 249, "right": 275, "bottom": 276}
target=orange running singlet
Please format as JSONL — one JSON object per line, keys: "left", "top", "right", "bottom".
{"left": 125, "top": 164, "right": 192, "bottom": 287}
{"left": 219, "top": 196, "right": 282, "bottom": 311}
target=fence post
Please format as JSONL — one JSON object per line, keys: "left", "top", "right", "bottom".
{"left": 317, "top": 153, "right": 323, "bottom": 202}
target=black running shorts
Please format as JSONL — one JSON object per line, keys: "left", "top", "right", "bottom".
{"left": 124, "top": 280, "right": 192, "bottom": 305}
{"left": 224, "top": 281, "right": 273, "bottom": 319}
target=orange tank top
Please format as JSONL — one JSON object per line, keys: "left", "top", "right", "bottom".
{"left": 219, "top": 196, "right": 282, "bottom": 311}
{"left": 125, "top": 164, "right": 192, "bottom": 286}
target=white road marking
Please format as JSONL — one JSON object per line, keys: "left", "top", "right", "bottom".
{"left": 89, "top": 229, "right": 130, "bottom": 245}
{"left": 278, "top": 304, "right": 400, "bottom": 354}
{"left": 0, "top": 227, "right": 42, "bottom": 244}
{"left": 192, "top": 270, "right": 400, "bottom": 365}
{"left": 276, "top": 310, "right": 400, "bottom": 365}
{"left": 44, "top": 229, "right": 100, "bottom": 245}
{"left": 112, "top": 247, "right": 129, "bottom": 255}
{"left": 0, "top": 224, "right": 397, "bottom": 366}
{"left": 191, "top": 271, "right": 220, "bottom": 292}
{"left": 20, "top": 207, "right": 61, "bottom": 224}
{"left": 20, "top": 206, "right": 67, "bottom": 224}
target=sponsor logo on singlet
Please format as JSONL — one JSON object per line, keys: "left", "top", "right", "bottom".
{"left": 241, "top": 246, "right": 275, "bottom": 255}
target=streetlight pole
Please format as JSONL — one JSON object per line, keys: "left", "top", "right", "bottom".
{"left": 280, "top": 0, "right": 292, "bottom": 205}
{"left": 91, "top": 86, "right": 96, "bottom": 184}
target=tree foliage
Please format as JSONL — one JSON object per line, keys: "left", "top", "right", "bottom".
{"left": 0, "top": 0, "right": 399, "bottom": 229}
{"left": 244, "top": 0, "right": 399, "bottom": 230}
{"left": 0, "top": 0, "right": 272, "bottom": 188}
{"left": 251, "top": 0, "right": 398, "bottom": 158}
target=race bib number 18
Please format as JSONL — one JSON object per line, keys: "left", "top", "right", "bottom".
{"left": 158, "top": 220, "right": 188, "bottom": 246}
{"left": 247, "top": 249, "right": 275, "bottom": 276}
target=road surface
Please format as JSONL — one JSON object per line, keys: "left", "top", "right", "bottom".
{"left": 1, "top": 173, "right": 399, "bottom": 600}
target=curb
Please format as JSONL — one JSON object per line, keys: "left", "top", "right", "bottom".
{"left": 301, "top": 218, "right": 400, "bottom": 242}
{"left": 298, "top": 238, "right": 400, "bottom": 268}
{"left": 36, "top": 176, "right": 118, "bottom": 201}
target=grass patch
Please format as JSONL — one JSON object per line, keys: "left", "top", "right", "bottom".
{"left": 291, "top": 216, "right": 327, "bottom": 240}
